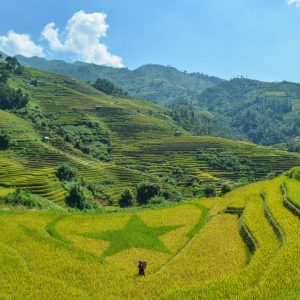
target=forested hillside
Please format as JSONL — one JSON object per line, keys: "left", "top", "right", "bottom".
{"left": 197, "top": 78, "right": 300, "bottom": 147}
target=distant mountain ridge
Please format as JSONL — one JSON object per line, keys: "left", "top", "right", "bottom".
{"left": 16, "top": 55, "right": 223, "bottom": 104}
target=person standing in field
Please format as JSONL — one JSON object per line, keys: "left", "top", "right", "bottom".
{"left": 138, "top": 260, "right": 146, "bottom": 276}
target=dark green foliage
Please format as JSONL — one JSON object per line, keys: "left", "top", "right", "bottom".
{"left": 0, "top": 85, "right": 29, "bottom": 109}
{"left": 185, "top": 175, "right": 199, "bottom": 187}
{"left": 1, "top": 188, "right": 63, "bottom": 210}
{"left": 0, "top": 64, "right": 9, "bottom": 84}
{"left": 197, "top": 151, "right": 251, "bottom": 172}
{"left": 5, "top": 57, "right": 24, "bottom": 75}
{"left": 203, "top": 184, "right": 217, "bottom": 198}
{"left": 161, "top": 187, "right": 182, "bottom": 202}
{"left": 65, "top": 183, "right": 96, "bottom": 210}
{"left": 168, "top": 97, "right": 241, "bottom": 139}
{"left": 86, "top": 182, "right": 111, "bottom": 203}
{"left": 171, "top": 166, "right": 186, "bottom": 177}
{"left": 56, "top": 164, "right": 77, "bottom": 182}
{"left": 57, "top": 123, "right": 111, "bottom": 162}
{"left": 0, "top": 56, "right": 28, "bottom": 109}
{"left": 149, "top": 196, "right": 167, "bottom": 205}
{"left": 118, "top": 189, "right": 135, "bottom": 208}
{"left": 162, "top": 176, "right": 177, "bottom": 186}
{"left": 0, "top": 130, "right": 11, "bottom": 149}
{"left": 93, "top": 78, "right": 129, "bottom": 97}
{"left": 136, "top": 182, "right": 161, "bottom": 205}
{"left": 221, "top": 182, "right": 232, "bottom": 195}
{"left": 287, "top": 138, "right": 300, "bottom": 152}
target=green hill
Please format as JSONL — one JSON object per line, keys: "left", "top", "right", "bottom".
{"left": 0, "top": 63, "right": 299, "bottom": 206}
{"left": 1, "top": 170, "right": 300, "bottom": 299}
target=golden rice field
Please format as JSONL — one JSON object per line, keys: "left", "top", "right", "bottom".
{"left": 1, "top": 170, "right": 300, "bottom": 299}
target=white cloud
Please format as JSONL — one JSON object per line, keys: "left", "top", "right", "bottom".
{"left": 288, "top": 0, "right": 300, "bottom": 7}
{"left": 0, "top": 31, "right": 44, "bottom": 57}
{"left": 42, "top": 10, "right": 124, "bottom": 68}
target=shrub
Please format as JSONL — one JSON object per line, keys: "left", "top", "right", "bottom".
{"left": 203, "top": 184, "right": 217, "bottom": 198}
{"left": 171, "top": 166, "right": 186, "bottom": 177}
{"left": 221, "top": 182, "right": 232, "bottom": 195}
{"left": 149, "top": 196, "right": 167, "bottom": 205}
{"left": 267, "top": 172, "right": 276, "bottom": 180}
{"left": 65, "top": 183, "right": 96, "bottom": 210}
{"left": 161, "top": 187, "right": 182, "bottom": 202}
{"left": 185, "top": 175, "right": 199, "bottom": 187}
{"left": 119, "top": 189, "right": 135, "bottom": 208}
{"left": 56, "top": 164, "right": 77, "bottom": 182}
{"left": 162, "top": 176, "right": 177, "bottom": 186}
{"left": 1, "top": 188, "right": 63, "bottom": 210}
{"left": 289, "top": 167, "right": 300, "bottom": 181}
{"left": 0, "top": 130, "right": 10, "bottom": 149}
{"left": 136, "top": 182, "right": 161, "bottom": 205}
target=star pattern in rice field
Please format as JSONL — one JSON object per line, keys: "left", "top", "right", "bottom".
{"left": 81, "top": 214, "right": 182, "bottom": 258}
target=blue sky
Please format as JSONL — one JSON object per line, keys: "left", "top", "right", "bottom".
{"left": 0, "top": 0, "right": 300, "bottom": 82}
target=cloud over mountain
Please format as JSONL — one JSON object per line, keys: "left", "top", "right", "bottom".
{"left": 42, "top": 11, "right": 124, "bottom": 68}
{"left": 0, "top": 31, "right": 44, "bottom": 57}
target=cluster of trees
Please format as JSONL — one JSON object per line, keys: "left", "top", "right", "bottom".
{"left": 93, "top": 78, "right": 129, "bottom": 97}
{"left": 56, "top": 122, "right": 111, "bottom": 162}
{"left": 56, "top": 164, "right": 99, "bottom": 210}
{"left": 119, "top": 182, "right": 182, "bottom": 208}
{"left": 0, "top": 55, "right": 29, "bottom": 110}
{"left": 287, "top": 138, "right": 300, "bottom": 153}
{"left": 0, "top": 130, "right": 11, "bottom": 149}
{"left": 168, "top": 96, "right": 241, "bottom": 139}
{"left": 196, "top": 151, "right": 251, "bottom": 172}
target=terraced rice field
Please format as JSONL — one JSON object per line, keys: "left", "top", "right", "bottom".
{"left": 0, "top": 109, "right": 158, "bottom": 205}
{"left": 2, "top": 68, "right": 300, "bottom": 205}
{"left": 112, "top": 136, "right": 300, "bottom": 195}
{"left": 1, "top": 171, "right": 300, "bottom": 299}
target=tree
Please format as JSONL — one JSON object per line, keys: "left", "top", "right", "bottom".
{"left": 56, "top": 164, "right": 77, "bottom": 182}
{"left": 136, "top": 182, "right": 161, "bottom": 205}
{"left": 0, "top": 61, "right": 9, "bottom": 85}
{"left": 203, "top": 184, "right": 217, "bottom": 198}
{"left": 0, "top": 130, "right": 10, "bottom": 149}
{"left": 65, "top": 184, "right": 93, "bottom": 210}
{"left": 118, "top": 188, "right": 134, "bottom": 208}
{"left": 93, "top": 78, "right": 128, "bottom": 97}
{"left": 221, "top": 182, "right": 232, "bottom": 195}
{"left": 5, "top": 56, "right": 24, "bottom": 75}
